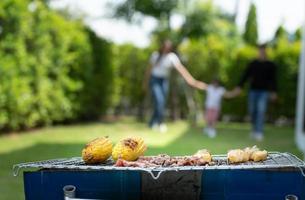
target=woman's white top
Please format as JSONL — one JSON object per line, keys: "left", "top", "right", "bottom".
{"left": 150, "top": 51, "right": 181, "bottom": 78}
{"left": 205, "top": 85, "right": 226, "bottom": 110}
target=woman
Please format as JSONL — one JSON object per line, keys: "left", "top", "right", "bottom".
{"left": 143, "top": 40, "right": 200, "bottom": 132}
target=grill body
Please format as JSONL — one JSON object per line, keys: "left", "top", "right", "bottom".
{"left": 24, "top": 170, "right": 140, "bottom": 200}
{"left": 23, "top": 169, "right": 305, "bottom": 200}
{"left": 16, "top": 152, "right": 305, "bottom": 200}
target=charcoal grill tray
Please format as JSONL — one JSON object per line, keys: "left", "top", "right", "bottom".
{"left": 13, "top": 152, "right": 305, "bottom": 179}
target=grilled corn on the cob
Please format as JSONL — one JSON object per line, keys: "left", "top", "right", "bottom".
{"left": 112, "top": 137, "right": 147, "bottom": 161}
{"left": 82, "top": 137, "right": 112, "bottom": 164}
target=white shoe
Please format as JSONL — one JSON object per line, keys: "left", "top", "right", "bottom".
{"left": 207, "top": 128, "right": 216, "bottom": 138}
{"left": 151, "top": 124, "right": 159, "bottom": 131}
{"left": 251, "top": 132, "right": 263, "bottom": 141}
{"left": 159, "top": 123, "right": 167, "bottom": 133}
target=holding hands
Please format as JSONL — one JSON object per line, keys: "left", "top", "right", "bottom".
{"left": 188, "top": 79, "right": 240, "bottom": 99}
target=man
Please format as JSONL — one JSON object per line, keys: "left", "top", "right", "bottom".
{"left": 234, "top": 44, "right": 277, "bottom": 141}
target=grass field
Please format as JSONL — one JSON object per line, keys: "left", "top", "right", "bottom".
{"left": 0, "top": 118, "right": 302, "bottom": 200}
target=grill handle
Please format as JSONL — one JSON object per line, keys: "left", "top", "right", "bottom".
{"left": 285, "top": 194, "right": 298, "bottom": 200}
{"left": 63, "top": 185, "right": 104, "bottom": 200}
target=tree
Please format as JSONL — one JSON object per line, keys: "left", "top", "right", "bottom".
{"left": 180, "top": 1, "right": 239, "bottom": 41}
{"left": 294, "top": 28, "right": 302, "bottom": 41}
{"left": 274, "top": 25, "right": 288, "bottom": 40}
{"left": 243, "top": 3, "right": 258, "bottom": 45}
{"left": 271, "top": 25, "right": 289, "bottom": 47}
{"left": 180, "top": 2, "right": 216, "bottom": 39}
{"left": 112, "top": 0, "right": 178, "bottom": 30}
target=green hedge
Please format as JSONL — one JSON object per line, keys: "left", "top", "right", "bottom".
{"left": 81, "top": 29, "right": 117, "bottom": 119}
{"left": 0, "top": 0, "right": 115, "bottom": 131}
{"left": 269, "top": 38, "right": 301, "bottom": 118}
{"left": 113, "top": 44, "right": 150, "bottom": 111}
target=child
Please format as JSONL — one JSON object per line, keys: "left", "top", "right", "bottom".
{"left": 191, "top": 79, "right": 236, "bottom": 138}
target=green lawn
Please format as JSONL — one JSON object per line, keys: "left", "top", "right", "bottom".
{"left": 0, "top": 118, "right": 302, "bottom": 200}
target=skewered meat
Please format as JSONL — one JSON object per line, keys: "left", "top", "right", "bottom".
{"left": 115, "top": 145, "right": 267, "bottom": 168}
{"left": 82, "top": 137, "right": 113, "bottom": 164}
{"left": 228, "top": 146, "right": 268, "bottom": 163}
{"left": 227, "top": 149, "right": 245, "bottom": 164}
{"left": 115, "top": 158, "right": 158, "bottom": 167}
{"left": 194, "top": 149, "right": 212, "bottom": 163}
{"left": 243, "top": 146, "right": 259, "bottom": 162}
{"left": 114, "top": 154, "right": 211, "bottom": 168}
{"left": 251, "top": 150, "right": 268, "bottom": 162}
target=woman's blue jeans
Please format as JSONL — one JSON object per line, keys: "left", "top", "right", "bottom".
{"left": 248, "top": 90, "right": 269, "bottom": 134}
{"left": 149, "top": 76, "right": 168, "bottom": 127}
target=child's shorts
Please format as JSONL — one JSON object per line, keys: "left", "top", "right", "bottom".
{"left": 205, "top": 108, "right": 220, "bottom": 123}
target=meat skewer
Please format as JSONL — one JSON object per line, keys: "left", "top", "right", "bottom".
{"left": 114, "top": 150, "right": 212, "bottom": 168}
{"left": 114, "top": 147, "right": 268, "bottom": 168}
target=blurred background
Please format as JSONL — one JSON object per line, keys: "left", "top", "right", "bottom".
{"left": 0, "top": 0, "right": 305, "bottom": 199}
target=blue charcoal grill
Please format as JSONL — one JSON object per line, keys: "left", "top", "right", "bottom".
{"left": 13, "top": 152, "right": 305, "bottom": 200}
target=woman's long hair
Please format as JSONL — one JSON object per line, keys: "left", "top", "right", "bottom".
{"left": 155, "top": 39, "right": 174, "bottom": 65}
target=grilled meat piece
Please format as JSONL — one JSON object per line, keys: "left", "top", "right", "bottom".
{"left": 194, "top": 149, "right": 212, "bottom": 163}
{"left": 251, "top": 150, "right": 268, "bottom": 162}
{"left": 228, "top": 146, "right": 268, "bottom": 163}
{"left": 227, "top": 149, "right": 245, "bottom": 164}
{"left": 115, "top": 146, "right": 268, "bottom": 168}
{"left": 115, "top": 154, "right": 210, "bottom": 168}
{"left": 115, "top": 158, "right": 158, "bottom": 167}
{"left": 243, "top": 146, "right": 259, "bottom": 162}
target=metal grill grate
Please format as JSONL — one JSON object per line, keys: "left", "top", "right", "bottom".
{"left": 13, "top": 152, "right": 305, "bottom": 179}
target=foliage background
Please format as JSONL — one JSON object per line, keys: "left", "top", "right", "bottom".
{"left": 0, "top": 0, "right": 301, "bottom": 131}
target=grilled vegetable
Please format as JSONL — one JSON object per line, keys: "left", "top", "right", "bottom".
{"left": 251, "top": 150, "right": 268, "bottom": 162}
{"left": 194, "top": 149, "right": 212, "bottom": 163}
{"left": 112, "top": 137, "right": 147, "bottom": 161}
{"left": 82, "top": 137, "right": 113, "bottom": 164}
{"left": 227, "top": 149, "right": 245, "bottom": 163}
{"left": 243, "top": 146, "right": 259, "bottom": 162}
{"left": 228, "top": 146, "right": 268, "bottom": 163}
